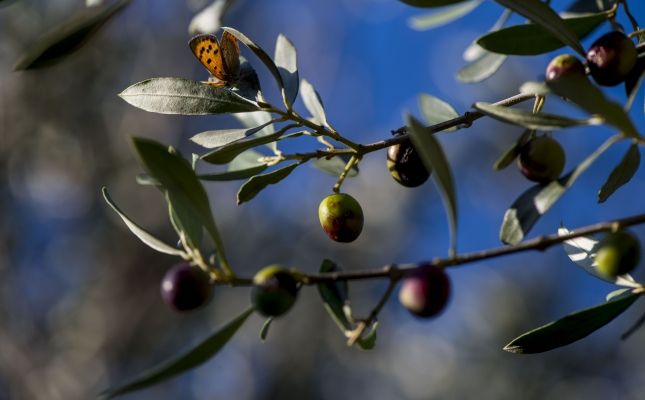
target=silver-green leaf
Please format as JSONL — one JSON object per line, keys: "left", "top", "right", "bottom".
{"left": 274, "top": 34, "right": 299, "bottom": 108}
{"left": 408, "top": 0, "right": 483, "bottom": 31}
{"left": 102, "top": 187, "right": 185, "bottom": 257}
{"left": 419, "top": 93, "right": 459, "bottom": 132}
{"left": 407, "top": 115, "right": 458, "bottom": 256}
{"left": 598, "top": 144, "right": 640, "bottom": 203}
{"left": 237, "top": 163, "right": 299, "bottom": 205}
{"left": 101, "top": 307, "right": 254, "bottom": 398}
{"left": 474, "top": 102, "right": 598, "bottom": 130}
{"left": 503, "top": 294, "right": 640, "bottom": 354}
{"left": 119, "top": 78, "right": 259, "bottom": 115}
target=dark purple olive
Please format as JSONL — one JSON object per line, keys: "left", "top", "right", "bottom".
{"left": 586, "top": 31, "right": 637, "bottom": 86}
{"left": 251, "top": 265, "right": 299, "bottom": 317}
{"left": 399, "top": 265, "right": 451, "bottom": 318}
{"left": 387, "top": 138, "right": 430, "bottom": 187}
{"left": 161, "top": 262, "right": 213, "bottom": 311}
{"left": 518, "top": 136, "right": 565, "bottom": 183}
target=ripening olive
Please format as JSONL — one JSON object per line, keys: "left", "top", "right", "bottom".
{"left": 386, "top": 138, "right": 430, "bottom": 187}
{"left": 251, "top": 265, "right": 299, "bottom": 317}
{"left": 545, "top": 54, "right": 586, "bottom": 82}
{"left": 399, "top": 265, "right": 451, "bottom": 318}
{"left": 586, "top": 31, "right": 637, "bottom": 87}
{"left": 161, "top": 262, "right": 213, "bottom": 311}
{"left": 518, "top": 136, "right": 565, "bottom": 183}
{"left": 595, "top": 230, "right": 641, "bottom": 278}
{"left": 318, "top": 193, "right": 364, "bottom": 243}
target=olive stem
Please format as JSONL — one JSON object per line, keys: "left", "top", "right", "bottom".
{"left": 621, "top": 1, "right": 640, "bottom": 32}
{"left": 215, "top": 212, "right": 645, "bottom": 286}
{"left": 333, "top": 155, "right": 361, "bottom": 193}
{"left": 347, "top": 272, "right": 400, "bottom": 346}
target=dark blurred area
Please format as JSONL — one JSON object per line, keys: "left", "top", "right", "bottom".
{"left": 1, "top": 0, "right": 645, "bottom": 399}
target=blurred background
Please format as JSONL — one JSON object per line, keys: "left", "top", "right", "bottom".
{"left": 1, "top": 0, "right": 644, "bottom": 399}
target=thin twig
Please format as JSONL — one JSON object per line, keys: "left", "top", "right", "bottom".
{"left": 215, "top": 212, "right": 645, "bottom": 286}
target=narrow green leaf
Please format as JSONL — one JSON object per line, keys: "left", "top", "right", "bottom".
{"left": 357, "top": 322, "right": 378, "bottom": 351}
{"left": 463, "top": 9, "right": 512, "bottom": 62}
{"left": 274, "top": 34, "right": 299, "bottom": 108}
{"left": 500, "top": 135, "right": 620, "bottom": 244}
{"left": 408, "top": 0, "right": 482, "bottom": 30}
{"left": 312, "top": 155, "right": 359, "bottom": 177}
{"left": 201, "top": 127, "right": 287, "bottom": 165}
{"left": 221, "top": 27, "right": 286, "bottom": 106}
{"left": 101, "top": 307, "right": 254, "bottom": 398}
{"left": 400, "top": 0, "right": 469, "bottom": 7}
{"left": 606, "top": 288, "right": 631, "bottom": 302}
{"left": 190, "top": 119, "right": 275, "bottom": 149}
{"left": 233, "top": 111, "right": 278, "bottom": 153}
{"left": 259, "top": 317, "right": 273, "bottom": 342}
{"left": 199, "top": 165, "right": 268, "bottom": 181}
{"left": 547, "top": 74, "right": 640, "bottom": 138}
{"left": 300, "top": 79, "right": 330, "bottom": 129}
{"left": 419, "top": 93, "right": 459, "bottom": 131}
{"left": 119, "top": 78, "right": 258, "bottom": 115}
{"left": 558, "top": 226, "right": 639, "bottom": 287}
{"left": 477, "top": 12, "right": 608, "bottom": 55}
{"left": 474, "top": 102, "right": 597, "bottom": 130}
{"left": 317, "top": 259, "right": 352, "bottom": 332}
{"left": 566, "top": 0, "right": 612, "bottom": 14}
{"left": 407, "top": 115, "right": 458, "bottom": 256}
{"left": 131, "top": 138, "right": 223, "bottom": 260}
{"left": 493, "top": 129, "right": 532, "bottom": 171}
{"left": 503, "top": 294, "right": 640, "bottom": 354}
{"left": 494, "top": 0, "right": 586, "bottom": 56}
{"left": 237, "top": 163, "right": 299, "bottom": 205}
{"left": 457, "top": 51, "right": 507, "bottom": 83}
{"left": 102, "top": 187, "right": 185, "bottom": 257}
{"left": 14, "top": 0, "right": 130, "bottom": 70}
{"left": 598, "top": 144, "right": 640, "bottom": 203}
{"left": 166, "top": 191, "right": 203, "bottom": 249}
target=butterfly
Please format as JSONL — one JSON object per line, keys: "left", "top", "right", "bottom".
{"left": 189, "top": 31, "right": 240, "bottom": 87}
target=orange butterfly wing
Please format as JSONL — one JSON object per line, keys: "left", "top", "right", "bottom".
{"left": 220, "top": 31, "right": 240, "bottom": 80}
{"left": 189, "top": 33, "right": 240, "bottom": 84}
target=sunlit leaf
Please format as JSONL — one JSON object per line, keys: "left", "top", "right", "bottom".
{"left": 119, "top": 78, "right": 259, "bottom": 115}
{"left": 274, "top": 34, "right": 299, "bottom": 108}
{"left": 407, "top": 115, "right": 458, "bottom": 256}
{"left": 547, "top": 74, "right": 640, "bottom": 137}
{"left": 188, "top": 0, "right": 234, "bottom": 35}
{"left": 222, "top": 27, "right": 286, "bottom": 105}
{"left": 233, "top": 111, "right": 278, "bottom": 153}
{"left": 14, "top": 0, "right": 130, "bottom": 70}
{"left": 101, "top": 307, "right": 254, "bottom": 398}
{"left": 494, "top": 0, "right": 586, "bottom": 56}
{"left": 102, "top": 187, "right": 185, "bottom": 257}
{"left": 504, "top": 294, "right": 640, "bottom": 354}
{"left": 500, "top": 135, "right": 620, "bottom": 244}
{"left": 190, "top": 119, "right": 275, "bottom": 149}
{"left": 477, "top": 12, "right": 608, "bottom": 55}
{"left": 558, "top": 227, "right": 639, "bottom": 287}
{"left": 201, "top": 127, "right": 289, "bottom": 165}
{"left": 474, "top": 102, "right": 598, "bottom": 130}
{"left": 300, "top": 79, "right": 331, "bottom": 129}
{"left": 419, "top": 93, "right": 459, "bottom": 131}
{"left": 519, "top": 81, "right": 550, "bottom": 96}
{"left": 237, "top": 163, "right": 299, "bottom": 204}
{"left": 408, "top": 0, "right": 482, "bottom": 30}
{"left": 598, "top": 144, "right": 640, "bottom": 203}
{"left": 457, "top": 52, "right": 507, "bottom": 83}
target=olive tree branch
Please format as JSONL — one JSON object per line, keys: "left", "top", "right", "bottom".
{"left": 219, "top": 212, "right": 645, "bottom": 286}
{"left": 270, "top": 92, "right": 535, "bottom": 163}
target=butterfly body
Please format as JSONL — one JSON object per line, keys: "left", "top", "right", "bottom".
{"left": 189, "top": 32, "right": 240, "bottom": 87}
